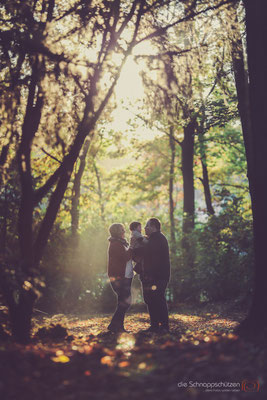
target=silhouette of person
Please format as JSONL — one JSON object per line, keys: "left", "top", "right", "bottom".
{"left": 133, "top": 218, "right": 170, "bottom": 333}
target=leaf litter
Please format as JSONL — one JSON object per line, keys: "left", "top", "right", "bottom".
{"left": 0, "top": 302, "right": 266, "bottom": 399}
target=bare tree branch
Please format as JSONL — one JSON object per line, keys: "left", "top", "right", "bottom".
{"left": 40, "top": 148, "right": 62, "bottom": 164}
{"left": 135, "top": 0, "right": 238, "bottom": 46}
{"left": 33, "top": 164, "right": 63, "bottom": 206}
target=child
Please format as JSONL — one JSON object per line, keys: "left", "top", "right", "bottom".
{"left": 126, "top": 221, "right": 147, "bottom": 276}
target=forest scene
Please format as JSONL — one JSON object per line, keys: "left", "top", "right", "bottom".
{"left": 0, "top": 0, "right": 267, "bottom": 398}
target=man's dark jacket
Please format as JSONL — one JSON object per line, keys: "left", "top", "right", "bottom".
{"left": 133, "top": 231, "right": 170, "bottom": 282}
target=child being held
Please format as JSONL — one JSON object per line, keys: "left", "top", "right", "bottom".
{"left": 125, "top": 221, "right": 147, "bottom": 277}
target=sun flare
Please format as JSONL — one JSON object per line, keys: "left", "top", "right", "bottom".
{"left": 115, "top": 56, "right": 143, "bottom": 102}
{"left": 110, "top": 41, "right": 161, "bottom": 141}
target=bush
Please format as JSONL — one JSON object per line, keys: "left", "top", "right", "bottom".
{"left": 171, "top": 194, "right": 254, "bottom": 303}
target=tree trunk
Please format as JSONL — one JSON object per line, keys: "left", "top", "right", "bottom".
{"left": 11, "top": 60, "right": 43, "bottom": 343}
{"left": 93, "top": 161, "right": 106, "bottom": 222}
{"left": 236, "top": 0, "right": 267, "bottom": 334}
{"left": 70, "top": 138, "right": 91, "bottom": 237}
{"left": 198, "top": 117, "right": 215, "bottom": 215}
{"left": 33, "top": 136, "right": 89, "bottom": 266}
{"left": 197, "top": 98, "right": 215, "bottom": 215}
{"left": 0, "top": 186, "right": 8, "bottom": 255}
{"left": 8, "top": 292, "right": 36, "bottom": 343}
{"left": 33, "top": 61, "right": 121, "bottom": 268}
{"left": 0, "top": 264, "right": 37, "bottom": 343}
{"left": 169, "top": 126, "right": 176, "bottom": 252}
{"left": 18, "top": 65, "right": 43, "bottom": 273}
{"left": 199, "top": 156, "right": 215, "bottom": 215}
{"left": 231, "top": 4, "right": 253, "bottom": 182}
{"left": 182, "top": 119, "right": 196, "bottom": 234}
{"left": 64, "top": 139, "right": 91, "bottom": 310}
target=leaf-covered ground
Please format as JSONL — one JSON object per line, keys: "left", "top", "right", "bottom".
{"left": 0, "top": 302, "right": 266, "bottom": 399}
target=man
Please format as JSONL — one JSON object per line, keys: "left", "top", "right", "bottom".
{"left": 133, "top": 218, "right": 171, "bottom": 333}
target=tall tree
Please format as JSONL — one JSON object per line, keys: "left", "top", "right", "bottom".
{"left": 236, "top": 0, "right": 267, "bottom": 334}
{"left": 168, "top": 127, "right": 176, "bottom": 251}
{"left": 230, "top": 3, "right": 252, "bottom": 171}
{"left": 70, "top": 138, "right": 91, "bottom": 239}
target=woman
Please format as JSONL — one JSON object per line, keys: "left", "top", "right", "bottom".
{"left": 107, "top": 223, "right": 133, "bottom": 333}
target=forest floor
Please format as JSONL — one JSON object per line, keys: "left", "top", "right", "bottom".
{"left": 0, "top": 301, "right": 266, "bottom": 399}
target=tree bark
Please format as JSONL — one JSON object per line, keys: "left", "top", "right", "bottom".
{"left": 0, "top": 186, "right": 8, "bottom": 256}
{"left": 70, "top": 138, "right": 91, "bottom": 237}
{"left": 17, "top": 60, "right": 43, "bottom": 273}
{"left": 198, "top": 116, "right": 215, "bottom": 215}
{"left": 231, "top": 3, "right": 253, "bottom": 182}
{"left": 93, "top": 161, "right": 106, "bottom": 222}
{"left": 8, "top": 291, "right": 37, "bottom": 344}
{"left": 200, "top": 156, "right": 215, "bottom": 215}
{"left": 182, "top": 119, "right": 196, "bottom": 234}
{"left": 169, "top": 126, "right": 176, "bottom": 251}
{"left": 10, "top": 60, "right": 43, "bottom": 343}
{"left": 0, "top": 264, "right": 37, "bottom": 343}
{"left": 236, "top": 0, "right": 267, "bottom": 334}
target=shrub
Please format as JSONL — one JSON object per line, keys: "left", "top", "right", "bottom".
{"left": 171, "top": 194, "right": 254, "bottom": 303}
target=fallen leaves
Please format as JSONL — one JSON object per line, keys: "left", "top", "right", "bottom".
{"left": 51, "top": 355, "right": 70, "bottom": 363}
{"left": 0, "top": 303, "right": 265, "bottom": 400}
{"left": 35, "top": 324, "right": 68, "bottom": 340}
{"left": 100, "top": 355, "right": 113, "bottom": 366}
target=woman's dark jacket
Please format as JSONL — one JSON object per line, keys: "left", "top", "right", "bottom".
{"left": 107, "top": 237, "right": 132, "bottom": 278}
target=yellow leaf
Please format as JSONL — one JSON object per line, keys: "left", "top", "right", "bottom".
{"left": 138, "top": 362, "right": 147, "bottom": 369}
{"left": 51, "top": 355, "right": 70, "bottom": 363}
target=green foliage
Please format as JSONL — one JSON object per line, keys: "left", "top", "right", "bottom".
{"left": 171, "top": 193, "right": 253, "bottom": 303}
